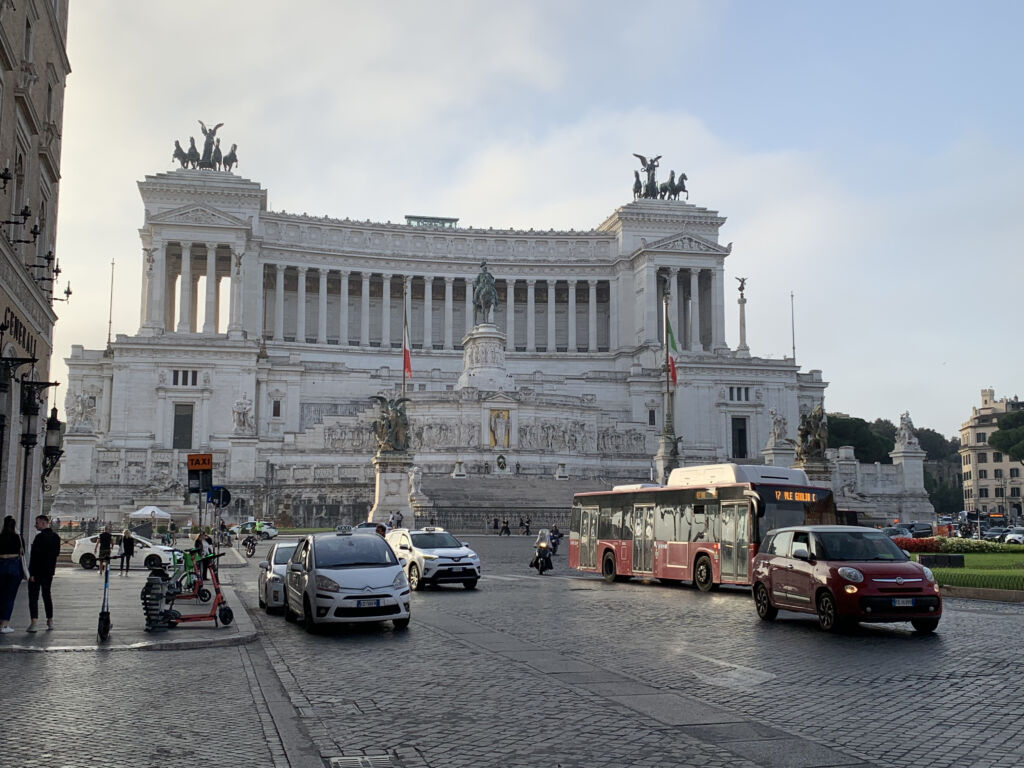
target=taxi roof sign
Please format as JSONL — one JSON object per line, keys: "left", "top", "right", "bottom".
{"left": 187, "top": 453, "right": 213, "bottom": 470}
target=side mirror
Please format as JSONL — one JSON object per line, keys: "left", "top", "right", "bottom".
{"left": 791, "top": 544, "right": 810, "bottom": 561}
{"left": 901, "top": 549, "right": 911, "bottom": 558}
{"left": 461, "top": 541, "right": 470, "bottom": 547}
{"left": 289, "top": 562, "right": 303, "bottom": 572}
{"left": 400, "top": 544, "right": 410, "bottom": 551}
{"left": 399, "top": 557, "right": 408, "bottom": 568}
{"left": 258, "top": 561, "right": 270, "bottom": 570}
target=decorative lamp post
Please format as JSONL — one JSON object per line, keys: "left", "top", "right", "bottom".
{"left": 18, "top": 379, "right": 58, "bottom": 537}
{"left": 41, "top": 407, "right": 64, "bottom": 480}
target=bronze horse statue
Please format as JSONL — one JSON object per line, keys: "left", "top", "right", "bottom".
{"left": 172, "top": 140, "right": 188, "bottom": 169}
{"left": 472, "top": 262, "right": 499, "bottom": 323}
{"left": 222, "top": 144, "right": 238, "bottom": 172}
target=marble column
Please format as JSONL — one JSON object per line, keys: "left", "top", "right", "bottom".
{"left": 405, "top": 276, "right": 413, "bottom": 340}
{"left": 689, "top": 268, "right": 701, "bottom": 351}
{"left": 712, "top": 266, "right": 727, "bottom": 351}
{"left": 296, "top": 266, "right": 307, "bottom": 343}
{"left": 608, "top": 279, "right": 617, "bottom": 351}
{"left": 274, "top": 264, "right": 285, "bottom": 341}
{"left": 588, "top": 280, "right": 598, "bottom": 352}
{"left": 150, "top": 241, "right": 167, "bottom": 332}
{"left": 176, "top": 242, "right": 193, "bottom": 333}
{"left": 546, "top": 281, "right": 556, "bottom": 351}
{"left": 190, "top": 275, "right": 200, "bottom": 333}
{"left": 360, "top": 272, "right": 371, "bottom": 347}
{"left": 567, "top": 279, "right": 577, "bottom": 352}
{"left": 203, "top": 243, "right": 218, "bottom": 334}
{"left": 443, "top": 277, "right": 454, "bottom": 350}
{"left": 339, "top": 270, "right": 350, "bottom": 345}
{"left": 381, "top": 274, "right": 392, "bottom": 349}
{"left": 506, "top": 278, "right": 516, "bottom": 349}
{"left": 668, "top": 268, "right": 680, "bottom": 343}
{"left": 526, "top": 279, "right": 536, "bottom": 352}
{"left": 317, "top": 268, "right": 328, "bottom": 344}
{"left": 228, "top": 249, "right": 243, "bottom": 338}
{"left": 464, "top": 277, "right": 473, "bottom": 334}
{"left": 163, "top": 244, "right": 176, "bottom": 333}
{"left": 423, "top": 276, "right": 433, "bottom": 349}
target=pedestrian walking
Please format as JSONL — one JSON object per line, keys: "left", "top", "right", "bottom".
{"left": 524, "top": 516, "right": 532, "bottom": 536}
{"left": 94, "top": 524, "right": 113, "bottom": 574}
{"left": 0, "top": 515, "right": 25, "bottom": 633}
{"left": 499, "top": 518, "right": 511, "bottom": 537}
{"left": 492, "top": 517, "right": 499, "bottom": 535}
{"left": 396, "top": 511, "right": 404, "bottom": 528}
{"left": 27, "top": 515, "right": 60, "bottom": 632}
{"left": 120, "top": 528, "right": 135, "bottom": 574}
{"left": 518, "top": 517, "right": 525, "bottom": 535}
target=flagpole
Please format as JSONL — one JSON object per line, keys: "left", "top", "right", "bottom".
{"left": 402, "top": 297, "right": 407, "bottom": 400}
{"left": 663, "top": 293, "right": 673, "bottom": 439}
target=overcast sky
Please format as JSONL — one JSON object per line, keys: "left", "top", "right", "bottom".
{"left": 52, "top": 0, "right": 1023, "bottom": 439}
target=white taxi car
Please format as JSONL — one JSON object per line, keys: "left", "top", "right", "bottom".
{"left": 385, "top": 527, "right": 481, "bottom": 590}
{"left": 257, "top": 541, "right": 298, "bottom": 613}
{"left": 71, "top": 533, "right": 177, "bottom": 570}
{"left": 283, "top": 527, "right": 410, "bottom": 633}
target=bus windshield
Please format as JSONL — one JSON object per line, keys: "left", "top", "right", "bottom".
{"left": 760, "top": 486, "right": 837, "bottom": 536}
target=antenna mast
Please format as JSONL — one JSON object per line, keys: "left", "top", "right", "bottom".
{"left": 106, "top": 259, "right": 115, "bottom": 348}
{"left": 790, "top": 291, "right": 796, "bottom": 362}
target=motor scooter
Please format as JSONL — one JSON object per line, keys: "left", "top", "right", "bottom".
{"left": 532, "top": 541, "right": 553, "bottom": 575}
{"left": 242, "top": 534, "right": 257, "bottom": 558}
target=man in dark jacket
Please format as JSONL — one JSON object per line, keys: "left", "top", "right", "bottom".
{"left": 27, "top": 515, "right": 61, "bottom": 632}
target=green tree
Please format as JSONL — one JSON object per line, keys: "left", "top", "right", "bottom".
{"left": 916, "top": 428, "right": 959, "bottom": 462}
{"left": 827, "top": 414, "right": 894, "bottom": 463}
{"left": 989, "top": 410, "right": 1024, "bottom": 463}
{"left": 924, "top": 468, "right": 963, "bottom": 517}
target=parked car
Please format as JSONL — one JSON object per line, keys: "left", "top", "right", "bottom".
{"left": 229, "top": 521, "right": 279, "bottom": 539}
{"left": 1001, "top": 527, "right": 1024, "bottom": 545}
{"left": 982, "top": 527, "right": 1008, "bottom": 542}
{"left": 752, "top": 525, "right": 942, "bottom": 633}
{"left": 385, "top": 526, "right": 481, "bottom": 590}
{"left": 881, "top": 527, "right": 912, "bottom": 540}
{"left": 258, "top": 541, "right": 299, "bottom": 613}
{"left": 71, "top": 532, "right": 177, "bottom": 570}
{"left": 904, "top": 522, "right": 935, "bottom": 538}
{"left": 283, "top": 527, "right": 410, "bottom": 633}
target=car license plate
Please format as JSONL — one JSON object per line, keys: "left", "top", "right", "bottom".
{"left": 356, "top": 599, "right": 380, "bottom": 608}
{"left": 450, "top": 566, "right": 463, "bottom": 572}
{"left": 893, "top": 598, "right": 914, "bottom": 607}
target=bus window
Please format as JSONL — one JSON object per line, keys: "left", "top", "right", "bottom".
{"left": 600, "top": 508, "right": 618, "bottom": 539}
{"left": 679, "top": 504, "right": 692, "bottom": 543}
{"left": 655, "top": 506, "right": 678, "bottom": 540}
{"left": 707, "top": 505, "right": 720, "bottom": 543}
{"left": 570, "top": 505, "right": 582, "bottom": 533}
{"left": 692, "top": 505, "right": 707, "bottom": 542}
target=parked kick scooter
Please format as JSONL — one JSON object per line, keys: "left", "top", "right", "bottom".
{"left": 97, "top": 557, "right": 112, "bottom": 642}
{"left": 165, "top": 553, "right": 234, "bottom": 628}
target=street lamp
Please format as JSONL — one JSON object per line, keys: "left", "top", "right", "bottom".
{"left": 0, "top": 322, "right": 36, "bottom": 480}
{"left": 19, "top": 379, "right": 58, "bottom": 538}
{"left": 41, "top": 407, "right": 64, "bottom": 481}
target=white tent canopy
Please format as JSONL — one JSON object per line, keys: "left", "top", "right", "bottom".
{"left": 128, "top": 506, "right": 172, "bottom": 519}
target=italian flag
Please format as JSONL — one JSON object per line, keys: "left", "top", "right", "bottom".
{"left": 403, "top": 315, "right": 412, "bottom": 378}
{"left": 665, "top": 316, "right": 678, "bottom": 386}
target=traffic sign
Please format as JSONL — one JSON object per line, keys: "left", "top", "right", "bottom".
{"left": 208, "top": 486, "right": 231, "bottom": 508}
{"left": 187, "top": 453, "right": 213, "bottom": 471}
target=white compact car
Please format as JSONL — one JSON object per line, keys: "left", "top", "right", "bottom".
{"left": 283, "top": 527, "right": 410, "bottom": 633}
{"left": 229, "top": 521, "right": 279, "bottom": 539}
{"left": 72, "top": 533, "right": 177, "bottom": 570}
{"left": 1003, "top": 528, "right": 1024, "bottom": 545}
{"left": 385, "top": 526, "right": 481, "bottom": 590}
{"left": 258, "top": 541, "right": 298, "bottom": 612}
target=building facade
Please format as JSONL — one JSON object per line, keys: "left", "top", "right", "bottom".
{"left": 55, "top": 158, "right": 829, "bottom": 524}
{"left": 959, "top": 388, "right": 1023, "bottom": 524}
{"left": 0, "top": 2, "right": 70, "bottom": 536}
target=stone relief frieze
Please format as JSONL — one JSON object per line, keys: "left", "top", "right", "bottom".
{"left": 517, "top": 420, "right": 597, "bottom": 453}
{"left": 408, "top": 420, "right": 479, "bottom": 451}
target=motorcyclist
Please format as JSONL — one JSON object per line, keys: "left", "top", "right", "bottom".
{"left": 254, "top": 520, "right": 264, "bottom": 538}
{"left": 532, "top": 528, "right": 553, "bottom": 572}
{"left": 549, "top": 525, "right": 562, "bottom": 554}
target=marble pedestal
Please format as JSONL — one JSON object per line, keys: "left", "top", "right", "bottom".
{"left": 456, "top": 323, "right": 515, "bottom": 391}
{"left": 653, "top": 434, "right": 679, "bottom": 485}
{"left": 794, "top": 459, "right": 832, "bottom": 485}
{"left": 368, "top": 451, "right": 416, "bottom": 528}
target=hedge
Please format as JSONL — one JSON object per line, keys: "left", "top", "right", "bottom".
{"left": 892, "top": 537, "right": 941, "bottom": 552}
{"left": 933, "top": 568, "right": 1024, "bottom": 591}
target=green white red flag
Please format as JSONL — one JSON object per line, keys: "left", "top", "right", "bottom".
{"left": 665, "top": 317, "right": 678, "bottom": 386}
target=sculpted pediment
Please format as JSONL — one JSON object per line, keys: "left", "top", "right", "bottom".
{"left": 637, "top": 231, "right": 731, "bottom": 256}
{"left": 149, "top": 204, "right": 249, "bottom": 229}
{"left": 483, "top": 392, "right": 516, "bottom": 405}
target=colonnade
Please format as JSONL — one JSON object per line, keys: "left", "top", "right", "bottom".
{"left": 140, "top": 241, "right": 241, "bottom": 336}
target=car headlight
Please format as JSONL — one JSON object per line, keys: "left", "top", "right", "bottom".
{"left": 393, "top": 570, "right": 409, "bottom": 588}
{"left": 837, "top": 567, "right": 864, "bottom": 583}
{"left": 468, "top": 553, "right": 480, "bottom": 561}
{"left": 315, "top": 574, "right": 341, "bottom": 592}
{"left": 421, "top": 553, "right": 438, "bottom": 560}
{"left": 921, "top": 566, "right": 935, "bottom": 582}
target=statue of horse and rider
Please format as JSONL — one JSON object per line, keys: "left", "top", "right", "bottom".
{"left": 472, "top": 261, "right": 499, "bottom": 324}
{"left": 633, "top": 153, "right": 688, "bottom": 200}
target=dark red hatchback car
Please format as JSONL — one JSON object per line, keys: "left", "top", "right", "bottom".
{"left": 752, "top": 525, "right": 942, "bottom": 633}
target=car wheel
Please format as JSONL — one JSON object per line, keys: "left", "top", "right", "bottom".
{"left": 393, "top": 618, "right": 410, "bottom": 630}
{"left": 80, "top": 553, "right": 96, "bottom": 570}
{"left": 144, "top": 554, "right": 162, "bottom": 569}
{"left": 694, "top": 555, "right": 715, "bottom": 592}
{"left": 601, "top": 552, "right": 617, "bottom": 584}
{"left": 408, "top": 564, "right": 422, "bottom": 591}
{"left": 258, "top": 588, "right": 266, "bottom": 609}
{"left": 911, "top": 617, "right": 940, "bottom": 634}
{"left": 754, "top": 582, "right": 778, "bottom": 621}
{"left": 463, "top": 579, "right": 478, "bottom": 590}
{"left": 260, "top": 531, "right": 270, "bottom": 540}
{"left": 816, "top": 591, "right": 844, "bottom": 632}
{"left": 302, "top": 596, "right": 318, "bottom": 634}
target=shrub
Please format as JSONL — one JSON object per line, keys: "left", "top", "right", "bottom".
{"left": 937, "top": 537, "right": 1009, "bottom": 554}
{"left": 934, "top": 568, "right": 1024, "bottom": 591}
{"left": 892, "top": 536, "right": 941, "bottom": 553}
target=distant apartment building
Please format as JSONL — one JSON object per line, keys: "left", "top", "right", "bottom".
{"left": 959, "top": 389, "right": 1023, "bottom": 522}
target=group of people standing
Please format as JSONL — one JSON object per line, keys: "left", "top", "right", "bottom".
{"left": 92, "top": 524, "right": 137, "bottom": 575}
{"left": 0, "top": 515, "right": 61, "bottom": 634}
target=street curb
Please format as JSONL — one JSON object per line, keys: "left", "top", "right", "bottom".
{"left": 941, "top": 584, "right": 1024, "bottom": 603}
{"left": 0, "top": 585, "right": 257, "bottom": 653}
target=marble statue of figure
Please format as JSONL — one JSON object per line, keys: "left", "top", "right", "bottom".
{"left": 796, "top": 403, "right": 828, "bottom": 462}
{"left": 767, "top": 408, "right": 790, "bottom": 447}
{"left": 472, "top": 261, "right": 499, "bottom": 323}
{"left": 409, "top": 465, "right": 423, "bottom": 496}
{"left": 490, "top": 410, "right": 509, "bottom": 448}
{"left": 232, "top": 393, "right": 255, "bottom": 434}
{"left": 896, "top": 411, "right": 919, "bottom": 448}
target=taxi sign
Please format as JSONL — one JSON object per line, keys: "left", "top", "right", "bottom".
{"left": 187, "top": 453, "right": 213, "bottom": 471}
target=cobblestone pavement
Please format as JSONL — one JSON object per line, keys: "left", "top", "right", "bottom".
{"left": 231, "top": 534, "right": 1024, "bottom": 768}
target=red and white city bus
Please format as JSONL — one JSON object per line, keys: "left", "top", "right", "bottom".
{"left": 569, "top": 463, "right": 842, "bottom": 590}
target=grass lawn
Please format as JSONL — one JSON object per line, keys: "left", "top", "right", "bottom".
{"left": 920, "top": 551, "right": 1024, "bottom": 591}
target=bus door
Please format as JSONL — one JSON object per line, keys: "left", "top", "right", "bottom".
{"left": 579, "top": 506, "right": 598, "bottom": 570}
{"left": 632, "top": 504, "right": 655, "bottom": 574}
{"left": 719, "top": 501, "right": 750, "bottom": 583}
